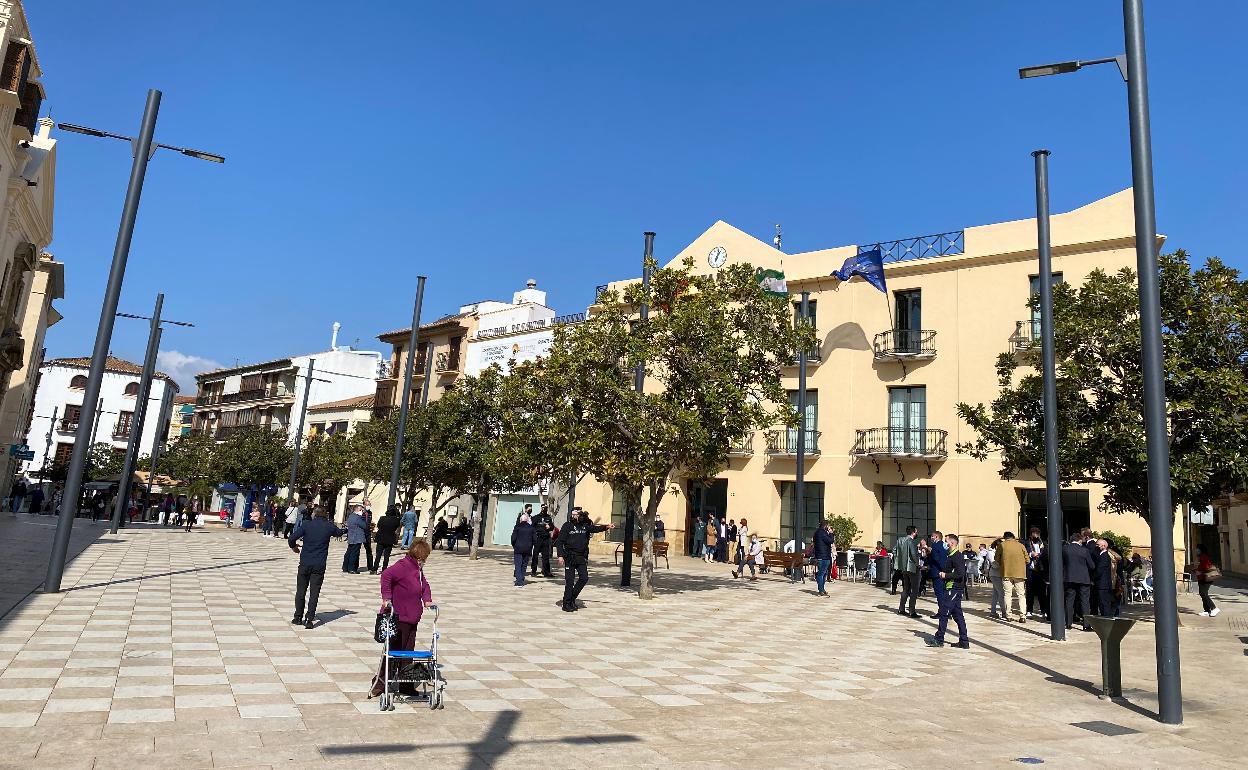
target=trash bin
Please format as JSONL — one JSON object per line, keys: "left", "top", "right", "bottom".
{"left": 1086, "top": 616, "right": 1136, "bottom": 699}
{"left": 874, "top": 556, "right": 893, "bottom": 586}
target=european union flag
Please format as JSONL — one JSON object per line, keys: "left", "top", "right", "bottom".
{"left": 831, "top": 249, "right": 887, "bottom": 294}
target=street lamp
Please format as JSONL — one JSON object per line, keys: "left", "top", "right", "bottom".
{"left": 43, "top": 89, "right": 224, "bottom": 594}
{"left": 1019, "top": 0, "right": 1182, "bottom": 724}
{"left": 387, "top": 277, "right": 428, "bottom": 515}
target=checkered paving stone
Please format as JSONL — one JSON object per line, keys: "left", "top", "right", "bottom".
{"left": 0, "top": 526, "right": 1088, "bottom": 727}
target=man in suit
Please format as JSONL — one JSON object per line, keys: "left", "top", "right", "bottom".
{"left": 1081, "top": 528, "right": 1101, "bottom": 615}
{"left": 1062, "top": 532, "right": 1096, "bottom": 631}
{"left": 289, "top": 506, "right": 347, "bottom": 629}
{"left": 926, "top": 531, "right": 948, "bottom": 619}
{"left": 1093, "top": 539, "right": 1119, "bottom": 618}
{"left": 893, "top": 526, "right": 921, "bottom": 618}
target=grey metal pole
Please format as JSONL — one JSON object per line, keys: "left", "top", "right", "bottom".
{"left": 44, "top": 89, "right": 162, "bottom": 593}
{"left": 89, "top": 398, "right": 104, "bottom": 446}
{"left": 1123, "top": 0, "right": 1181, "bottom": 724}
{"left": 621, "top": 231, "right": 654, "bottom": 587}
{"left": 39, "top": 406, "right": 58, "bottom": 482}
{"left": 144, "top": 384, "right": 173, "bottom": 518}
{"left": 793, "top": 291, "right": 809, "bottom": 581}
{"left": 111, "top": 294, "right": 163, "bottom": 533}
{"left": 287, "top": 360, "right": 316, "bottom": 503}
{"left": 387, "top": 277, "right": 427, "bottom": 512}
{"left": 1033, "top": 150, "right": 1066, "bottom": 640}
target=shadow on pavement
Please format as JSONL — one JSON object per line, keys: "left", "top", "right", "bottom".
{"left": 66, "top": 556, "right": 282, "bottom": 591}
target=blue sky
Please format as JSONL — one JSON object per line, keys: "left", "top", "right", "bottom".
{"left": 31, "top": 1, "right": 1247, "bottom": 391}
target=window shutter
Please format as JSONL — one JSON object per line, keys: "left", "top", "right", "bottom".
{"left": 15, "top": 80, "right": 41, "bottom": 134}
{"left": 1, "top": 41, "right": 28, "bottom": 93}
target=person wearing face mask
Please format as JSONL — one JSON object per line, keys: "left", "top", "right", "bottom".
{"left": 511, "top": 512, "right": 535, "bottom": 587}
{"left": 555, "top": 508, "right": 614, "bottom": 612}
{"left": 926, "top": 533, "right": 970, "bottom": 649}
{"left": 1025, "top": 527, "right": 1049, "bottom": 621}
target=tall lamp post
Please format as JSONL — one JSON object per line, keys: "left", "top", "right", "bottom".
{"left": 386, "top": 278, "right": 427, "bottom": 513}
{"left": 286, "top": 360, "right": 330, "bottom": 510}
{"left": 43, "top": 90, "right": 224, "bottom": 593}
{"left": 1019, "top": 0, "right": 1181, "bottom": 723}
{"left": 621, "top": 231, "right": 654, "bottom": 588}
{"left": 793, "top": 291, "right": 810, "bottom": 581}
{"left": 1031, "top": 150, "right": 1066, "bottom": 640}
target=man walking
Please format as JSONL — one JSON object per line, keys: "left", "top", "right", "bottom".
{"left": 400, "top": 506, "right": 419, "bottom": 549}
{"left": 343, "top": 504, "right": 369, "bottom": 574}
{"left": 555, "top": 507, "right": 614, "bottom": 612}
{"left": 926, "top": 531, "right": 949, "bottom": 620}
{"left": 894, "top": 526, "right": 921, "bottom": 618}
{"left": 1062, "top": 532, "right": 1095, "bottom": 631}
{"left": 283, "top": 500, "right": 299, "bottom": 538}
{"left": 511, "top": 512, "right": 535, "bottom": 586}
{"left": 531, "top": 504, "right": 555, "bottom": 577}
{"left": 288, "top": 505, "right": 346, "bottom": 629}
{"left": 998, "top": 531, "right": 1029, "bottom": 622}
{"left": 926, "top": 533, "right": 970, "bottom": 649}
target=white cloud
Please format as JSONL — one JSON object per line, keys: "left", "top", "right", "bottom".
{"left": 157, "top": 350, "right": 224, "bottom": 393}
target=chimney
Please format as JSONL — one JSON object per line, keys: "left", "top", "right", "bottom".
{"left": 37, "top": 117, "right": 53, "bottom": 140}
{"left": 331, "top": 321, "right": 341, "bottom": 350}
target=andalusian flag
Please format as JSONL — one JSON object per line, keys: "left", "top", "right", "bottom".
{"left": 758, "top": 268, "right": 788, "bottom": 297}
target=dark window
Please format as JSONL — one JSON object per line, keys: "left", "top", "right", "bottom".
{"left": 329, "top": 421, "right": 348, "bottom": 435}
{"left": 124, "top": 382, "right": 139, "bottom": 396}
{"left": 180, "top": 412, "right": 192, "bottom": 425}
{"left": 69, "top": 375, "right": 87, "bottom": 390}
{"left": 608, "top": 487, "right": 630, "bottom": 543}
{"left": 1, "top": 41, "right": 30, "bottom": 94}
{"left": 779, "top": 481, "right": 824, "bottom": 548}
{"left": 894, "top": 290, "right": 922, "bottom": 353}
{"left": 1028, "top": 273, "right": 1064, "bottom": 339}
{"left": 115, "top": 411, "right": 134, "bottom": 436}
{"left": 53, "top": 442, "right": 73, "bottom": 466}
{"left": 882, "top": 485, "right": 936, "bottom": 548}
{"left": 793, "top": 300, "right": 819, "bottom": 358}
{"left": 309, "top": 422, "right": 325, "bottom": 437}
{"left": 888, "top": 386, "right": 927, "bottom": 453}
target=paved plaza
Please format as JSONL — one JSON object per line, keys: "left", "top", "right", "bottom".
{"left": 0, "top": 517, "right": 1244, "bottom": 768}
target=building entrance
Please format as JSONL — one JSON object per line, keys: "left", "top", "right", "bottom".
{"left": 1017, "top": 489, "right": 1089, "bottom": 541}
{"left": 687, "top": 479, "right": 728, "bottom": 555}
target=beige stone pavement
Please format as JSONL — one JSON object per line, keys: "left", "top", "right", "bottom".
{"left": 0, "top": 522, "right": 1244, "bottom": 769}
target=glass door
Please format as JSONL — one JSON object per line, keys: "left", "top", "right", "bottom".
{"left": 888, "top": 387, "right": 926, "bottom": 454}
{"left": 1028, "top": 273, "right": 1063, "bottom": 341}
{"left": 894, "top": 290, "right": 921, "bottom": 353}
{"left": 787, "top": 390, "right": 818, "bottom": 452}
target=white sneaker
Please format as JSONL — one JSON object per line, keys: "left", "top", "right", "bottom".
{"left": 1198, "top": 611, "right": 1210, "bottom": 617}
{"left": 1210, "top": 608, "right": 1221, "bottom": 617}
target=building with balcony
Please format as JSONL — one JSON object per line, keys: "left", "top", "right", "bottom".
{"left": 573, "top": 189, "right": 1179, "bottom": 560}
{"left": 0, "top": 1, "right": 60, "bottom": 499}
{"left": 23, "top": 356, "right": 178, "bottom": 480}
{"left": 192, "top": 325, "right": 383, "bottom": 445}
{"left": 167, "top": 395, "right": 195, "bottom": 443}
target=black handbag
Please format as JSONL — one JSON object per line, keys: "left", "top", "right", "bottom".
{"left": 374, "top": 610, "right": 396, "bottom": 644}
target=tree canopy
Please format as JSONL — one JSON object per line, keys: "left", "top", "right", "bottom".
{"left": 957, "top": 250, "right": 1248, "bottom": 522}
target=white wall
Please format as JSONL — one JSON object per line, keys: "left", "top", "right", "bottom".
{"left": 24, "top": 363, "right": 177, "bottom": 477}
{"left": 286, "top": 349, "right": 382, "bottom": 443}
{"left": 465, "top": 328, "right": 554, "bottom": 376}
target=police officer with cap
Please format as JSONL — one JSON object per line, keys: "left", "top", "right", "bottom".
{"left": 531, "top": 504, "right": 556, "bottom": 578}
{"left": 555, "top": 507, "right": 614, "bottom": 612}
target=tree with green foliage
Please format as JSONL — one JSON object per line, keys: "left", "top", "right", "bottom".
{"left": 212, "top": 426, "right": 292, "bottom": 497}
{"left": 297, "top": 431, "right": 355, "bottom": 505}
{"left": 531, "top": 258, "right": 810, "bottom": 599}
{"left": 159, "top": 432, "right": 217, "bottom": 502}
{"left": 826, "top": 514, "right": 862, "bottom": 552}
{"left": 958, "top": 250, "right": 1248, "bottom": 523}
{"left": 85, "top": 442, "right": 126, "bottom": 481}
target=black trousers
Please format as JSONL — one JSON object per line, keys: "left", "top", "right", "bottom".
{"left": 1065, "top": 583, "right": 1091, "bottom": 629}
{"left": 563, "top": 558, "right": 589, "bottom": 607}
{"left": 294, "top": 564, "right": 326, "bottom": 621}
{"left": 531, "top": 539, "right": 552, "bottom": 575}
{"left": 363, "top": 540, "right": 375, "bottom": 572}
{"left": 1198, "top": 581, "right": 1216, "bottom": 613}
{"left": 1097, "top": 587, "right": 1119, "bottom": 618}
{"left": 1026, "top": 573, "right": 1048, "bottom": 616}
{"left": 376, "top": 544, "right": 394, "bottom": 572}
{"left": 343, "top": 543, "right": 362, "bottom": 572}
{"left": 898, "top": 570, "right": 920, "bottom": 614}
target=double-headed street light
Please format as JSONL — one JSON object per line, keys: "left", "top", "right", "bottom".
{"left": 44, "top": 89, "right": 223, "bottom": 594}
{"left": 1020, "top": 0, "right": 1181, "bottom": 724}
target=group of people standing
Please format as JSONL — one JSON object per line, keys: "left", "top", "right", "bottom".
{"left": 991, "top": 527, "right": 1129, "bottom": 630}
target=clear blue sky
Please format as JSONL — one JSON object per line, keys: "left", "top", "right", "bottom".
{"left": 32, "top": 1, "right": 1247, "bottom": 391}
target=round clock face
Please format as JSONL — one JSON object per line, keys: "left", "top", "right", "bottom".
{"left": 708, "top": 246, "right": 727, "bottom": 268}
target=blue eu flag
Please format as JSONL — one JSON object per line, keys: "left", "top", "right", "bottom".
{"left": 831, "top": 249, "right": 887, "bottom": 294}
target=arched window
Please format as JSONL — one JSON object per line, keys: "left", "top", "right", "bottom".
{"left": 69, "top": 375, "right": 87, "bottom": 390}
{"left": 124, "top": 382, "right": 139, "bottom": 397}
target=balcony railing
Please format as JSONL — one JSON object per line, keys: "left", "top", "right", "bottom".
{"left": 727, "top": 435, "right": 754, "bottom": 456}
{"left": 873, "top": 329, "right": 937, "bottom": 360}
{"left": 859, "top": 229, "right": 965, "bottom": 264}
{"left": 1010, "top": 320, "right": 1041, "bottom": 354}
{"left": 852, "top": 428, "right": 948, "bottom": 459}
{"left": 765, "top": 429, "right": 821, "bottom": 456}
{"left": 113, "top": 425, "right": 133, "bottom": 440}
{"left": 436, "top": 352, "right": 461, "bottom": 374}
{"left": 197, "top": 385, "right": 292, "bottom": 406}
{"left": 58, "top": 418, "right": 79, "bottom": 433}
{"left": 553, "top": 312, "right": 585, "bottom": 326}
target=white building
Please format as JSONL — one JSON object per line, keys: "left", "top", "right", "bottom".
{"left": 192, "top": 326, "right": 384, "bottom": 445}
{"left": 24, "top": 356, "right": 178, "bottom": 479}
{"left": 463, "top": 280, "right": 583, "bottom": 376}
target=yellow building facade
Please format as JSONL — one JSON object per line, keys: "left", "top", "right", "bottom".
{"left": 576, "top": 189, "right": 1179, "bottom": 560}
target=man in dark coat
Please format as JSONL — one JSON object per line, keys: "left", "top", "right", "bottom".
{"left": 1063, "top": 532, "right": 1096, "bottom": 632}
{"left": 530, "top": 505, "right": 555, "bottom": 577}
{"left": 511, "top": 513, "right": 535, "bottom": 586}
{"left": 1082, "top": 528, "right": 1102, "bottom": 615}
{"left": 893, "top": 526, "right": 921, "bottom": 618}
{"left": 555, "top": 508, "right": 614, "bottom": 612}
{"left": 288, "top": 506, "right": 347, "bottom": 629}
{"left": 927, "top": 533, "right": 970, "bottom": 648}
{"left": 1093, "top": 539, "right": 1119, "bottom": 618}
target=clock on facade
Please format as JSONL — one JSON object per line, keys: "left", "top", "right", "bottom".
{"left": 708, "top": 246, "right": 727, "bottom": 268}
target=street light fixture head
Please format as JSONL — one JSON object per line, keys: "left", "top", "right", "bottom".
{"left": 180, "top": 148, "right": 225, "bottom": 163}
{"left": 57, "top": 122, "right": 109, "bottom": 137}
{"left": 1018, "top": 61, "right": 1082, "bottom": 79}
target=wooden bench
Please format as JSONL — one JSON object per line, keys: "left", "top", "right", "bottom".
{"left": 614, "top": 539, "right": 670, "bottom": 568}
{"left": 760, "top": 550, "right": 805, "bottom": 582}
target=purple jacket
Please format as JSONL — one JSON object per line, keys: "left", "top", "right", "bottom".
{"left": 379, "top": 555, "right": 431, "bottom": 624}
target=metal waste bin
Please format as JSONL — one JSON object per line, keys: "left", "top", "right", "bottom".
{"left": 1086, "top": 616, "right": 1136, "bottom": 698}
{"left": 873, "top": 556, "right": 893, "bottom": 586}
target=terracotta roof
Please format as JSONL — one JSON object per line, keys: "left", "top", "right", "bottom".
{"left": 47, "top": 356, "right": 177, "bottom": 388}
{"left": 377, "top": 312, "right": 471, "bottom": 342}
{"left": 309, "top": 393, "right": 375, "bottom": 412}
{"left": 173, "top": 395, "right": 197, "bottom": 405}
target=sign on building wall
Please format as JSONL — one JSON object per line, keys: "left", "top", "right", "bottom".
{"left": 465, "top": 330, "right": 553, "bottom": 375}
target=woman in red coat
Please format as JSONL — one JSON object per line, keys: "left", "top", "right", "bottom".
{"left": 1195, "top": 544, "right": 1220, "bottom": 617}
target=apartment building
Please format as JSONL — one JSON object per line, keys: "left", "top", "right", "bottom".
{"left": 0, "top": 0, "right": 60, "bottom": 497}
{"left": 24, "top": 356, "right": 177, "bottom": 479}
{"left": 576, "top": 189, "right": 1180, "bottom": 560}
{"left": 167, "top": 395, "right": 195, "bottom": 442}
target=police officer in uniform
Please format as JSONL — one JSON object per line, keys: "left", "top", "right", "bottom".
{"left": 531, "top": 504, "right": 556, "bottom": 578}
{"left": 555, "top": 507, "right": 614, "bottom": 612}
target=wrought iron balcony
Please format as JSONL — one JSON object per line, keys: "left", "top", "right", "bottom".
{"left": 852, "top": 428, "right": 948, "bottom": 460}
{"left": 436, "top": 351, "right": 461, "bottom": 374}
{"left": 783, "top": 347, "right": 823, "bottom": 366}
{"left": 1010, "top": 320, "right": 1041, "bottom": 354}
{"left": 113, "top": 425, "right": 133, "bottom": 440}
{"left": 873, "top": 329, "right": 937, "bottom": 360}
{"left": 218, "top": 385, "right": 293, "bottom": 405}
{"left": 553, "top": 312, "right": 585, "bottom": 326}
{"left": 765, "top": 429, "right": 821, "bottom": 457}
{"left": 58, "top": 418, "right": 79, "bottom": 433}
{"left": 727, "top": 435, "right": 754, "bottom": 457}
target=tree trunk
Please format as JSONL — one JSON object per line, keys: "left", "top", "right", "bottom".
{"left": 638, "top": 478, "right": 666, "bottom": 600}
